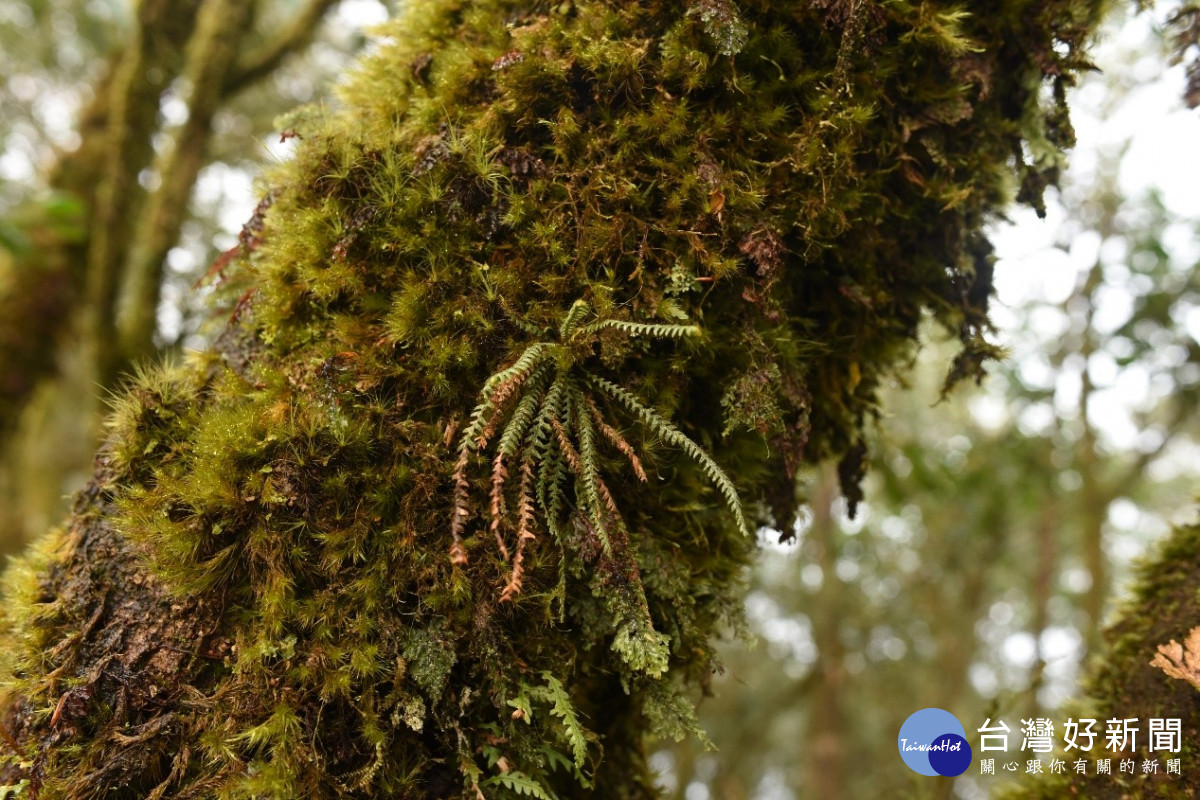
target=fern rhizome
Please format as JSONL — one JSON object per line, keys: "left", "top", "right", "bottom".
{"left": 0, "top": 0, "right": 1110, "bottom": 797}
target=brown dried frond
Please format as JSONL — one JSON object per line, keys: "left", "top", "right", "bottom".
{"left": 551, "top": 418, "right": 583, "bottom": 474}
{"left": 490, "top": 453, "right": 510, "bottom": 560}
{"left": 449, "top": 448, "right": 472, "bottom": 564}
{"left": 443, "top": 415, "right": 460, "bottom": 449}
{"left": 517, "top": 459, "right": 537, "bottom": 536}
{"left": 594, "top": 475, "right": 623, "bottom": 529}
{"left": 500, "top": 460, "right": 538, "bottom": 603}
{"left": 585, "top": 396, "right": 647, "bottom": 482}
{"left": 1151, "top": 626, "right": 1200, "bottom": 691}
{"left": 475, "top": 375, "right": 522, "bottom": 449}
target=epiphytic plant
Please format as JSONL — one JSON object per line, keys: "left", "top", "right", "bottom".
{"left": 450, "top": 299, "right": 750, "bottom": 606}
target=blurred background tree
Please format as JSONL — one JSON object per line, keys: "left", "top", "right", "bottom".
{"left": 0, "top": 0, "right": 385, "bottom": 549}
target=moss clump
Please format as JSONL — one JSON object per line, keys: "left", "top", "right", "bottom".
{"left": 0, "top": 0, "right": 1111, "bottom": 797}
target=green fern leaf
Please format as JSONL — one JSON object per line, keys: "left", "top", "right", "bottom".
{"left": 459, "top": 343, "right": 555, "bottom": 451}
{"left": 536, "top": 672, "right": 590, "bottom": 773}
{"left": 539, "top": 745, "right": 574, "bottom": 776}
{"left": 564, "top": 385, "right": 613, "bottom": 546}
{"left": 557, "top": 299, "right": 593, "bottom": 339}
{"left": 545, "top": 453, "right": 570, "bottom": 545}
{"left": 588, "top": 375, "right": 750, "bottom": 537}
{"left": 496, "top": 367, "right": 553, "bottom": 458}
{"left": 482, "top": 342, "right": 555, "bottom": 396}
{"left": 481, "top": 771, "right": 557, "bottom": 800}
{"left": 576, "top": 320, "right": 700, "bottom": 340}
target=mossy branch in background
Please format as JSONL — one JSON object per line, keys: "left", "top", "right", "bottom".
{"left": 0, "top": 0, "right": 345, "bottom": 554}
{"left": 224, "top": 0, "right": 343, "bottom": 95}
{"left": 117, "top": 0, "right": 257, "bottom": 362}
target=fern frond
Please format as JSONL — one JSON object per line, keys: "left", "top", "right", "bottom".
{"left": 449, "top": 448, "right": 472, "bottom": 565}
{"left": 539, "top": 745, "right": 575, "bottom": 777}
{"left": 588, "top": 376, "right": 750, "bottom": 537}
{"left": 480, "top": 771, "right": 556, "bottom": 800}
{"left": 541, "top": 375, "right": 569, "bottom": 434}
{"left": 483, "top": 342, "right": 555, "bottom": 396}
{"left": 551, "top": 415, "right": 611, "bottom": 555}
{"left": 475, "top": 374, "right": 524, "bottom": 449}
{"left": 342, "top": 739, "right": 385, "bottom": 791}
{"left": 534, "top": 438, "right": 554, "bottom": 514}
{"left": 568, "top": 385, "right": 624, "bottom": 538}
{"left": 592, "top": 475, "right": 624, "bottom": 533}
{"left": 496, "top": 366, "right": 552, "bottom": 458}
{"left": 500, "top": 458, "right": 538, "bottom": 603}
{"left": 515, "top": 374, "right": 565, "bottom": 533}
{"left": 499, "top": 297, "right": 552, "bottom": 338}
{"left": 489, "top": 453, "right": 510, "bottom": 560}
{"left": 549, "top": 418, "right": 583, "bottom": 481}
{"left": 557, "top": 299, "right": 593, "bottom": 339}
{"left": 537, "top": 672, "right": 590, "bottom": 773}
{"left": 576, "top": 320, "right": 700, "bottom": 340}
{"left": 459, "top": 398, "right": 494, "bottom": 456}
{"left": 544, "top": 451, "right": 570, "bottom": 546}
{"left": 583, "top": 394, "right": 647, "bottom": 482}
{"left": 460, "top": 343, "right": 554, "bottom": 451}
{"left": 525, "top": 385, "right": 559, "bottom": 481}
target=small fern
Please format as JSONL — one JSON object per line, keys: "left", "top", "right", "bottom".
{"left": 498, "top": 459, "right": 538, "bottom": 602}
{"left": 504, "top": 674, "right": 594, "bottom": 786}
{"left": 448, "top": 299, "right": 748, "bottom": 672}
{"left": 588, "top": 374, "right": 750, "bottom": 537}
{"left": 536, "top": 672, "right": 589, "bottom": 773}
{"left": 576, "top": 319, "right": 700, "bottom": 339}
{"left": 480, "top": 771, "right": 557, "bottom": 800}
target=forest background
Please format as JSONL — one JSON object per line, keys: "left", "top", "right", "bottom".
{"left": 2, "top": 1, "right": 1199, "bottom": 798}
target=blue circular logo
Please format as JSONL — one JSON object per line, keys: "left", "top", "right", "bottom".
{"left": 898, "top": 708, "right": 972, "bottom": 777}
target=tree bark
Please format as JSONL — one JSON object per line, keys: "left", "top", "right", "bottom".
{"left": 806, "top": 467, "right": 846, "bottom": 800}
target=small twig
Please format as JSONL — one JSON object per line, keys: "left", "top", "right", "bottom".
{"left": 223, "top": 0, "right": 342, "bottom": 95}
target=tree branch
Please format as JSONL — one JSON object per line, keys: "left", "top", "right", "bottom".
{"left": 84, "top": 0, "right": 206, "bottom": 387}
{"left": 117, "top": 0, "right": 257, "bottom": 360}
{"left": 1110, "top": 403, "right": 1194, "bottom": 493}
{"left": 222, "top": 0, "right": 342, "bottom": 97}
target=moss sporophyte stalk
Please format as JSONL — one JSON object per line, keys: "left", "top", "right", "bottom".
{"left": 0, "top": 0, "right": 1116, "bottom": 797}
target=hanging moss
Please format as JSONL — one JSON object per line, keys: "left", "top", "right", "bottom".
{"left": 0, "top": 1, "right": 1112, "bottom": 797}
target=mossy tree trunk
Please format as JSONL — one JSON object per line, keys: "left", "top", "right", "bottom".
{"left": 0, "top": 1, "right": 1112, "bottom": 797}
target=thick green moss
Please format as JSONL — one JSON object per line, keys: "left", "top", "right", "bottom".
{"left": 0, "top": 1, "right": 1112, "bottom": 797}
